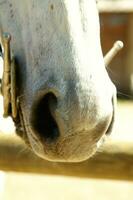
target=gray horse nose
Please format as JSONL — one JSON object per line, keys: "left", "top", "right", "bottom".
{"left": 30, "top": 92, "right": 60, "bottom": 142}
{"left": 30, "top": 87, "right": 115, "bottom": 145}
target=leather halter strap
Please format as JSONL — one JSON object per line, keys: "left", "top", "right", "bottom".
{"left": 0, "top": 33, "right": 17, "bottom": 119}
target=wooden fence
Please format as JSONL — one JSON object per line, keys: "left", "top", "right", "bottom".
{"left": 99, "top": 0, "right": 133, "bottom": 96}
{"left": 0, "top": 134, "right": 133, "bottom": 181}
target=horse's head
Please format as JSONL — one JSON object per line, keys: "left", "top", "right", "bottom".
{"left": 0, "top": 0, "right": 116, "bottom": 162}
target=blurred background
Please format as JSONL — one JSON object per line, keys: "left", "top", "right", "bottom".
{"left": 0, "top": 0, "right": 133, "bottom": 199}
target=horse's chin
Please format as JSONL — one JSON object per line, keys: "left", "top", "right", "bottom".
{"left": 20, "top": 124, "right": 106, "bottom": 162}
{"left": 14, "top": 104, "right": 113, "bottom": 162}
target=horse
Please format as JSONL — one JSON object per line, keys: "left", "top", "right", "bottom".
{"left": 0, "top": 0, "right": 117, "bottom": 162}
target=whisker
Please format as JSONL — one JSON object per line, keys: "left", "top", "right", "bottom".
{"left": 17, "top": 93, "right": 32, "bottom": 100}
{"left": 24, "top": 124, "right": 32, "bottom": 128}
{"left": 17, "top": 94, "right": 26, "bottom": 100}
{"left": 106, "top": 67, "right": 133, "bottom": 99}
{"left": 117, "top": 91, "right": 133, "bottom": 99}
{"left": 16, "top": 145, "right": 29, "bottom": 156}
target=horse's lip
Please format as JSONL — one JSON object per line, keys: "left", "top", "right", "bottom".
{"left": 105, "top": 98, "right": 115, "bottom": 135}
{"left": 105, "top": 114, "right": 114, "bottom": 135}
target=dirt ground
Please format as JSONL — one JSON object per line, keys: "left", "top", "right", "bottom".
{"left": 1, "top": 173, "right": 133, "bottom": 200}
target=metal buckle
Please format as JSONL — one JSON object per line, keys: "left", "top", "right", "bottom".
{"left": 0, "top": 33, "right": 17, "bottom": 119}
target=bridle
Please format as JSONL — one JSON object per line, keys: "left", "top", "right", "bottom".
{"left": 0, "top": 32, "right": 123, "bottom": 120}
{"left": 0, "top": 32, "right": 17, "bottom": 119}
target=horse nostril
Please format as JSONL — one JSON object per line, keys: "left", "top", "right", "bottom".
{"left": 30, "top": 92, "right": 60, "bottom": 142}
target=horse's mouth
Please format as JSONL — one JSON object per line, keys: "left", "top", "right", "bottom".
{"left": 105, "top": 96, "right": 116, "bottom": 136}
{"left": 105, "top": 112, "right": 114, "bottom": 136}
{"left": 14, "top": 93, "right": 116, "bottom": 162}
